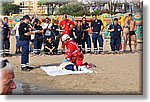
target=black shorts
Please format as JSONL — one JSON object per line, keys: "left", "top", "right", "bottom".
{"left": 129, "top": 31, "right": 136, "bottom": 35}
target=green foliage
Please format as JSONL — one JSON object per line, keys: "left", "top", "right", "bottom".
{"left": 2, "top": 2, "right": 20, "bottom": 15}
{"left": 91, "top": 10, "right": 100, "bottom": 15}
{"left": 56, "top": 3, "right": 90, "bottom": 16}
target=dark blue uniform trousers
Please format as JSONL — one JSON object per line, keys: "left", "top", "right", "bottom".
{"left": 92, "top": 33, "right": 103, "bottom": 52}
{"left": 18, "top": 41, "right": 29, "bottom": 67}
{"left": 82, "top": 33, "right": 91, "bottom": 52}
{"left": 3, "top": 38, "right": 10, "bottom": 54}
{"left": 110, "top": 37, "right": 121, "bottom": 51}
{"left": 34, "top": 36, "right": 43, "bottom": 53}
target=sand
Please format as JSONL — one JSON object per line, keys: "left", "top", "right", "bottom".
{"left": 5, "top": 36, "right": 143, "bottom": 95}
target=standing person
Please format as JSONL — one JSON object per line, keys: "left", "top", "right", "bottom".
{"left": 28, "top": 18, "right": 35, "bottom": 52}
{"left": 59, "top": 14, "right": 74, "bottom": 36}
{"left": 128, "top": 14, "right": 137, "bottom": 52}
{"left": 62, "top": 34, "right": 84, "bottom": 67}
{"left": 82, "top": 17, "right": 91, "bottom": 54}
{"left": 108, "top": 18, "right": 123, "bottom": 54}
{"left": 0, "top": 59, "right": 16, "bottom": 95}
{"left": 91, "top": 15, "right": 104, "bottom": 54}
{"left": 2, "top": 17, "right": 11, "bottom": 56}
{"left": 0, "top": 19, "right": 4, "bottom": 56}
{"left": 59, "top": 14, "right": 74, "bottom": 53}
{"left": 70, "top": 22, "right": 76, "bottom": 41}
{"left": 13, "top": 18, "right": 24, "bottom": 54}
{"left": 122, "top": 16, "right": 130, "bottom": 52}
{"left": 51, "top": 20, "right": 60, "bottom": 54}
{"left": 73, "top": 21, "right": 84, "bottom": 51}
{"left": 18, "top": 15, "right": 35, "bottom": 71}
{"left": 33, "top": 19, "right": 44, "bottom": 55}
{"left": 42, "top": 17, "right": 52, "bottom": 46}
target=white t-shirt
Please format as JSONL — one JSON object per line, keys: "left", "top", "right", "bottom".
{"left": 42, "top": 23, "right": 52, "bottom": 30}
{"left": 42, "top": 23, "right": 52, "bottom": 36}
{"left": 13, "top": 23, "right": 20, "bottom": 36}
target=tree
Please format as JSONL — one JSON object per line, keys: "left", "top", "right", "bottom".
{"left": 38, "top": 0, "right": 69, "bottom": 15}
{"left": 56, "top": 3, "right": 90, "bottom": 16}
{"left": 1, "top": 2, "right": 20, "bottom": 15}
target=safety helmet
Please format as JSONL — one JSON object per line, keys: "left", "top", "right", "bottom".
{"left": 62, "top": 34, "right": 70, "bottom": 42}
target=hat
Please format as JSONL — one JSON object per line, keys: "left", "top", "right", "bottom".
{"left": 23, "top": 15, "right": 30, "bottom": 20}
{"left": 62, "top": 34, "right": 70, "bottom": 42}
{"left": 20, "top": 18, "right": 24, "bottom": 21}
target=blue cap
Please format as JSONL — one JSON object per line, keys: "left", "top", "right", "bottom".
{"left": 23, "top": 15, "right": 30, "bottom": 20}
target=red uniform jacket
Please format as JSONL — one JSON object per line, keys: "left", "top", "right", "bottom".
{"left": 65, "top": 40, "right": 84, "bottom": 66}
{"left": 59, "top": 19, "right": 74, "bottom": 35}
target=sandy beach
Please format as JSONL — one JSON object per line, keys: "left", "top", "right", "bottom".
{"left": 6, "top": 36, "right": 143, "bottom": 95}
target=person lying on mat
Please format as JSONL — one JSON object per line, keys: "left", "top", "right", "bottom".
{"left": 58, "top": 62, "right": 92, "bottom": 73}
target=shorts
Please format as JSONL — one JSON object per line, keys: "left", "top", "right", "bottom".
{"left": 30, "top": 39, "right": 34, "bottom": 43}
{"left": 129, "top": 31, "right": 136, "bottom": 35}
{"left": 123, "top": 32, "right": 129, "bottom": 35}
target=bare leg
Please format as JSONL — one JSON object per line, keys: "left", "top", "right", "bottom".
{"left": 129, "top": 35, "right": 132, "bottom": 52}
{"left": 133, "top": 35, "right": 137, "bottom": 52}
{"left": 123, "top": 33, "right": 127, "bottom": 51}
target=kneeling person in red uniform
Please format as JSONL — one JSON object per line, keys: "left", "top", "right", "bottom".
{"left": 62, "top": 34, "right": 84, "bottom": 67}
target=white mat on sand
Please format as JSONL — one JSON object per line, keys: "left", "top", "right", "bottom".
{"left": 40, "top": 66, "right": 93, "bottom": 76}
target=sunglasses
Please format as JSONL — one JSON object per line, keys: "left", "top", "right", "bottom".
{"left": 0, "top": 59, "right": 9, "bottom": 69}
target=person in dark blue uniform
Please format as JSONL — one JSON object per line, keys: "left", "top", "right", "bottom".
{"left": 18, "top": 15, "right": 35, "bottom": 71}
{"left": 70, "top": 20, "right": 76, "bottom": 41}
{"left": 70, "top": 27, "right": 75, "bottom": 39}
{"left": 33, "top": 19, "right": 44, "bottom": 55}
{"left": 44, "top": 36, "right": 56, "bottom": 55}
{"left": 108, "top": 18, "right": 122, "bottom": 54}
{"left": 0, "top": 19, "right": 4, "bottom": 56}
{"left": 82, "top": 17, "right": 91, "bottom": 54}
{"left": 73, "top": 21, "right": 84, "bottom": 51}
{"left": 2, "top": 17, "right": 11, "bottom": 56}
{"left": 91, "top": 15, "right": 104, "bottom": 54}
{"left": 51, "top": 20, "right": 61, "bottom": 54}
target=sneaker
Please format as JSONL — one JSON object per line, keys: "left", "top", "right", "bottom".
{"left": 94, "top": 51, "right": 99, "bottom": 55}
{"left": 112, "top": 51, "right": 116, "bottom": 54}
{"left": 5, "top": 53, "right": 11, "bottom": 57}
{"left": 115, "top": 51, "right": 119, "bottom": 54}
{"left": 99, "top": 51, "right": 104, "bottom": 55}
{"left": 53, "top": 52, "right": 57, "bottom": 55}
{"left": 45, "top": 52, "right": 50, "bottom": 55}
{"left": 26, "top": 66, "right": 34, "bottom": 70}
{"left": 15, "top": 51, "right": 19, "bottom": 54}
{"left": 34, "top": 52, "right": 40, "bottom": 55}
{"left": 132, "top": 50, "right": 137, "bottom": 53}
{"left": 86, "top": 64, "right": 92, "bottom": 69}
{"left": 21, "top": 68, "right": 30, "bottom": 71}
{"left": 87, "top": 51, "right": 91, "bottom": 54}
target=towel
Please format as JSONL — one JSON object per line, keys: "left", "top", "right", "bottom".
{"left": 40, "top": 66, "right": 93, "bottom": 76}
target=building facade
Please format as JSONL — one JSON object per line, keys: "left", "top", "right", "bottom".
{"left": 14, "top": 0, "right": 47, "bottom": 15}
